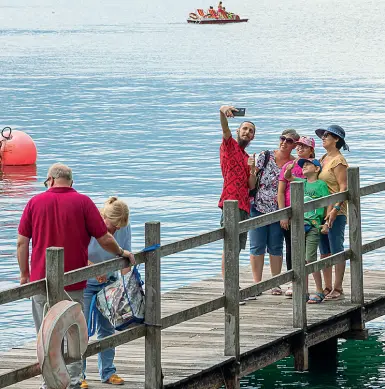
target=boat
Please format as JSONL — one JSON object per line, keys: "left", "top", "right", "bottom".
{"left": 187, "top": 17, "right": 248, "bottom": 24}
{"left": 187, "top": 8, "right": 248, "bottom": 24}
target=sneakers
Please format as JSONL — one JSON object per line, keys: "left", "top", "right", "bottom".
{"left": 106, "top": 374, "right": 125, "bottom": 385}
{"left": 244, "top": 291, "right": 262, "bottom": 301}
{"left": 80, "top": 374, "right": 124, "bottom": 387}
{"left": 80, "top": 379, "right": 88, "bottom": 389}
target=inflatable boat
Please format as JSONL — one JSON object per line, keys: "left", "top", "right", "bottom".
{"left": 187, "top": 17, "right": 248, "bottom": 24}
{"left": 187, "top": 9, "right": 248, "bottom": 24}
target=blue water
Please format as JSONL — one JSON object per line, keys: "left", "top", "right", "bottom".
{"left": 1, "top": 0, "right": 385, "bottom": 386}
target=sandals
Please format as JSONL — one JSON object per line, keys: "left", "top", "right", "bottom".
{"left": 323, "top": 287, "right": 332, "bottom": 297}
{"left": 271, "top": 286, "right": 283, "bottom": 296}
{"left": 284, "top": 286, "right": 292, "bottom": 298}
{"left": 324, "top": 288, "right": 344, "bottom": 301}
{"left": 307, "top": 292, "right": 325, "bottom": 304}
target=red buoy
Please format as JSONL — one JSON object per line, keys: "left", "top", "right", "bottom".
{"left": 0, "top": 128, "right": 37, "bottom": 166}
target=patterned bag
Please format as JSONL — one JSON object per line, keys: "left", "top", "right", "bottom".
{"left": 88, "top": 267, "right": 145, "bottom": 335}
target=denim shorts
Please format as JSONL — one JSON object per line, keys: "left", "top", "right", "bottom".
{"left": 319, "top": 215, "right": 347, "bottom": 255}
{"left": 249, "top": 207, "right": 283, "bottom": 256}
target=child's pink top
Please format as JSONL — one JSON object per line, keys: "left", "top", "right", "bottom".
{"left": 279, "top": 161, "right": 305, "bottom": 207}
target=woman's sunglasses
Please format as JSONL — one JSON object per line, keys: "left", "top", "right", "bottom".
{"left": 322, "top": 132, "right": 336, "bottom": 139}
{"left": 279, "top": 136, "right": 295, "bottom": 145}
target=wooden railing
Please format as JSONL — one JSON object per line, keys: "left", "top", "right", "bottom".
{"left": 1, "top": 167, "right": 385, "bottom": 388}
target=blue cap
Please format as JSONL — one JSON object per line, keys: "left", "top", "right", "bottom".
{"left": 315, "top": 125, "right": 349, "bottom": 151}
{"left": 297, "top": 158, "right": 322, "bottom": 172}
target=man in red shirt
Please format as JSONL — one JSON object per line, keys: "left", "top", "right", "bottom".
{"left": 17, "top": 163, "right": 135, "bottom": 389}
{"left": 219, "top": 105, "right": 256, "bottom": 278}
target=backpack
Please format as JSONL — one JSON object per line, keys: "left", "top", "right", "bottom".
{"left": 249, "top": 150, "right": 270, "bottom": 200}
{"left": 88, "top": 266, "right": 145, "bottom": 335}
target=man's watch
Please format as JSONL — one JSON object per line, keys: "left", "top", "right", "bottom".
{"left": 333, "top": 205, "right": 341, "bottom": 212}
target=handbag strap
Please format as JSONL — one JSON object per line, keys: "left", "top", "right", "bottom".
{"left": 251, "top": 150, "right": 270, "bottom": 202}
{"left": 261, "top": 150, "right": 270, "bottom": 170}
{"left": 140, "top": 244, "right": 160, "bottom": 252}
{"left": 128, "top": 244, "right": 161, "bottom": 273}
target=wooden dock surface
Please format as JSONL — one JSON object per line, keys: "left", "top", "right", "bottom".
{"left": 2, "top": 265, "right": 385, "bottom": 389}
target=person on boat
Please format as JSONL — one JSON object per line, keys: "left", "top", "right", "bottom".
{"left": 278, "top": 136, "right": 315, "bottom": 297}
{"left": 17, "top": 163, "right": 135, "bottom": 389}
{"left": 81, "top": 197, "right": 132, "bottom": 388}
{"left": 218, "top": 6, "right": 229, "bottom": 19}
{"left": 206, "top": 6, "right": 219, "bottom": 18}
{"left": 218, "top": 105, "right": 256, "bottom": 285}
{"left": 218, "top": 1, "right": 223, "bottom": 11}
{"left": 248, "top": 130, "right": 298, "bottom": 298}
{"left": 225, "top": 8, "right": 236, "bottom": 19}
{"left": 315, "top": 125, "right": 349, "bottom": 301}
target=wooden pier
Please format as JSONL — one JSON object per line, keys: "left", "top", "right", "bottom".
{"left": 2, "top": 266, "right": 385, "bottom": 389}
{"left": 1, "top": 167, "right": 385, "bottom": 389}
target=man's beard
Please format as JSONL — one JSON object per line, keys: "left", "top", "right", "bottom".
{"left": 237, "top": 134, "right": 250, "bottom": 149}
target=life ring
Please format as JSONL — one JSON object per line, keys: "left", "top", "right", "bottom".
{"left": 37, "top": 300, "right": 88, "bottom": 389}
{"left": 189, "top": 12, "right": 198, "bottom": 20}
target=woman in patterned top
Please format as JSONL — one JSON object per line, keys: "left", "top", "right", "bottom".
{"left": 248, "top": 129, "right": 299, "bottom": 297}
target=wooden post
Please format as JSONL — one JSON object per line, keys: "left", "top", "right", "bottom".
{"left": 45, "top": 247, "right": 65, "bottom": 307}
{"left": 347, "top": 167, "right": 366, "bottom": 336}
{"left": 348, "top": 167, "right": 364, "bottom": 305}
{"left": 223, "top": 200, "right": 240, "bottom": 389}
{"left": 290, "top": 181, "right": 308, "bottom": 371}
{"left": 144, "top": 222, "right": 162, "bottom": 389}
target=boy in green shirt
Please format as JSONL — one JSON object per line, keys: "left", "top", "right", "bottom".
{"left": 285, "top": 158, "right": 332, "bottom": 303}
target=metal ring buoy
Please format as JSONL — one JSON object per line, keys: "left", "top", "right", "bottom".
{"left": 1, "top": 127, "right": 12, "bottom": 140}
{"left": 189, "top": 12, "right": 198, "bottom": 20}
{"left": 37, "top": 300, "right": 88, "bottom": 389}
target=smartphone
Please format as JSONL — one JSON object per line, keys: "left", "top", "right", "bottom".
{"left": 232, "top": 108, "right": 246, "bottom": 116}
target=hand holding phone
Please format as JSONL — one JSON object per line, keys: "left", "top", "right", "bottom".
{"left": 232, "top": 108, "right": 246, "bottom": 117}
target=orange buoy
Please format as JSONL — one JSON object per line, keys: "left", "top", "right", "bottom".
{"left": 0, "top": 128, "right": 37, "bottom": 166}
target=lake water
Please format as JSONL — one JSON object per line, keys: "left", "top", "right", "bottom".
{"left": 1, "top": 0, "right": 385, "bottom": 387}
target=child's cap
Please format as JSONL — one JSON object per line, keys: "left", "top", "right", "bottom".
{"left": 295, "top": 136, "right": 315, "bottom": 149}
{"left": 297, "top": 158, "right": 322, "bottom": 172}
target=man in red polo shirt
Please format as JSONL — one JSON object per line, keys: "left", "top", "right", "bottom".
{"left": 17, "top": 163, "right": 135, "bottom": 389}
{"left": 219, "top": 105, "right": 256, "bottom": 276}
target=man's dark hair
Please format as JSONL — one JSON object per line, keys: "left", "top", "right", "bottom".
{"left": 240, "top": 120, "right": 256, "bottom": 128}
